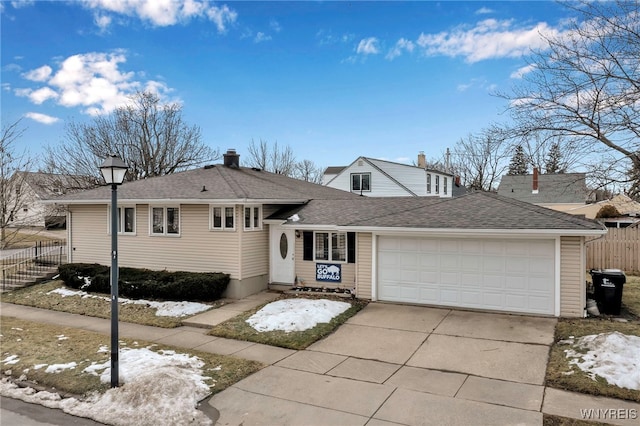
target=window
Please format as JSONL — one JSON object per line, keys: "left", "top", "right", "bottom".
{"left": 443, "top": 177, "right": 448, "bottom": 195}
{"left": 314, "top": 232, "right": 347, "bottom": 262}
{"left": 151, "top": 206, "right": 180, "bottom": 236}
{"left": 435, "top": 176, "right": 440, "bottom": 194}
{"left": 350, "top": 173, "right": 371, "bottom": 192}
{"left": 118, "top": 207, "right": 135, "bottom": 233}
{"left": 244, "top": 206, "right": 262, "bottom": 231}
{"left": 426, "top": 174, "right": 431, "bottom": 194}
{"left": 211, "top": 205, "right": 235, "bottom": 230}
{"left": 108, "top": 206, "right": 136, "bottom": 234}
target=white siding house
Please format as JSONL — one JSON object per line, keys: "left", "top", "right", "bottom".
{"left": 324, "top": 156, "right": 457, "bottom": 198}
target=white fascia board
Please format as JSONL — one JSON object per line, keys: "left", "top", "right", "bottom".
{"left": 337, "top": 226, "right": 607, "bottom": 238}
{"left": 43, "top": 198, "right": 309, "bottom": 205}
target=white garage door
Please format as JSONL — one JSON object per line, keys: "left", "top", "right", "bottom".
{"left": 377, "top": 236, "right": 556, "bottom": 315}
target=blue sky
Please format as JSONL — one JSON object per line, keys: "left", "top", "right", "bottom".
{"left": 1, "top": 1, "right": 578, "bottom": 170}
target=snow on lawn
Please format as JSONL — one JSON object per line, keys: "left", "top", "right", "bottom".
{"left": 246, "top": 298, "right": 351, "bottom": 332}
{"left": 563, "top": 331, "right": 640, "bottom": 390}
{"left": 48, "top": 287, "right": 211, "bottom": 317}
{"left": 1, "top": 346, "right": 215, "bottom": 425}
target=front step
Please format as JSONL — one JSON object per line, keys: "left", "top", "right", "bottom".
{"left": 1, "top": 267, "right": 59, "bottom": 293}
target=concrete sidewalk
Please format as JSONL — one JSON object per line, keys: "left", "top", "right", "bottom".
{"left": 2, "top": 295, "right": 640, "bottom": 426}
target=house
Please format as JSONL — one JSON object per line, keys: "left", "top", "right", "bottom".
{"left": 497, "top": 169, "right": 588, "bottom": 212}
{"left": 566, "top": 194, "right": 640, "bottom": 228}
{"left": 49, "top": 149, "right": 606, "bottom": 317}
{"left": 6, "top": 171, "right": 97, "bottom": 228}
{"left": 323, "top": 153, "right": 464, "bottom": 197}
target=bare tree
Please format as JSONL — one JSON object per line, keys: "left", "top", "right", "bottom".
{"left": 246, "top": 139, "right": 323, "bottom": 182}
{"left": 452, "top": 126, "right": 511, "bottom": 191}
{"left": 293, "top": 159, "right": 323, "bottom": 184}
{"left": 45, "top": 91, "right": 220, "bottom": 182}
{"left": 247, "top": 139, "right": 296, "bottom": 175}
{"left": 499, "top": 0, "right": 640, "bottom": 198}
{"left": 0, "top": 119, "right": 33, "bottom": 248}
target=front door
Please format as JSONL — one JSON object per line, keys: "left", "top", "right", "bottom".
{"left": 270, "top": 225, "right": 295, "bottom": 284}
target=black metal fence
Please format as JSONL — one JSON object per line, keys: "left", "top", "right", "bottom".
{"left": 1, "top": 240, "right": 66, "bottom": 292}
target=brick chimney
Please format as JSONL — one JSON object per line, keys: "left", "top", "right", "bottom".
{"left": 417, "top": 151, "right": 426, "bottom": 169}
{"left": 532, "top": 167, "right": 539, "bottom": 194}
{"left": 223, "top": 149, "right": 240, "bottom": 168}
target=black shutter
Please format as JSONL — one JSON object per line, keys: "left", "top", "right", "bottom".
{"left": 303, "top": 231, "right": 313, "bottom": 261}
{"left": 347, "top": 232, "right": 356, "bottom": 263}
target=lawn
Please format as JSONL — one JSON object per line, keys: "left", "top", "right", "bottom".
{"left": 1, "top": 280, "right": 225, "bottom": 328}
{"left": 545, "top": 273, "right": 640, "bottom": 403}
{"left": 209, "top": 294, "right": 368, "bottom": 350}
{"left": 0, "top": 316, "right": 263, "bottom": 396}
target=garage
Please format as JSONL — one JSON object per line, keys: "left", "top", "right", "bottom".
{"left": 377, "top": 236, "right": 556, "bottom": 315}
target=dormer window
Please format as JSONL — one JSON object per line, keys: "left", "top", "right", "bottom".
{"left": 351, "top": 173, "right": 371, "bottom": 192}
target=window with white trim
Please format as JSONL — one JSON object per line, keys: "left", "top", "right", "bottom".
{"left": 435, "top": 175, "right": 440, "bottom": 194}
{"left": 108, "top": 206, "right": 136, "bottom": 234}
{"left": 426, "top": 173, "right": 431, "bottom": 194}
{"left": 211, "top": 205, "right": 235, "bottom": 230}
{"left": 151, "top": 206, "right": 180, "bottom": 236}
{"left": 350, "top": 173, "right": 371, "bottom": 192}
{"left": 244, "top": 205, "right": 262, "bottom": 231}
{"left": 314, "top": 232, "right": 347, "bottom": 262}
{"left": 443, "top": 177, "right": 448, "bottom": 195}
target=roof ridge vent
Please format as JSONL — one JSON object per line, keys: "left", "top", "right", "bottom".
{"left": 203, "top": 164, "right": 215, "bottom": 169}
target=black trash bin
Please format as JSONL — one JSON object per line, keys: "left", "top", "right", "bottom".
{"left": 590, "top": 269, "right": 626, "bottom": 315}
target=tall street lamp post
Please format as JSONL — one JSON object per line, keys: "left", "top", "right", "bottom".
{"left": 99, "top": 154, "right": 128, "bottom": 388}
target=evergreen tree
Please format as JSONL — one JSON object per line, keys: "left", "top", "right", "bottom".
{"left": 507, "top": 145, "right": 528, "bottom": 175}
{"left": 545, "top": 142, "right": 566, "bottom": 174}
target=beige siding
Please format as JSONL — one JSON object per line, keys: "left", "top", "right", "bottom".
{"left": 560, "top": 236, "right": 585, "bottom": 318}
{"left": 356, "top": 233, "right": 372, "bottom": 299}
{"left": 293, "top": 236, "right": 356, "bottom": 290}
{"left": 239, "top": 205, "right": 277, "bottom": 279}
{"left": 69, "top": 204, "right": 243, "bottom": 278}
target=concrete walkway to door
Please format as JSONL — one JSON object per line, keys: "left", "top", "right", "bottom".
{"left": 209, "top": 302, "right": 640, "bottom": 426}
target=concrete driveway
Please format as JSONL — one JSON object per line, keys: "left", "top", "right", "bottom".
{"left": 209, "top": 303, "right": 557, "bottom": 425}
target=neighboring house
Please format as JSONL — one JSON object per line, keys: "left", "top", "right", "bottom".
{"left": 7, "top": 171, "right": 97, "bottom": 228}
{"left": 497, "top": 169, "right": 588, "bottom": 212}
{"left": 323, "top": 153, "right": 464, "bottom": 197}
{"left": 566, "top": 194, "right": 640, "bottom": 228}
{"left": 321, "top": 166, "right": 345, "bottom": 185}
{"left": 49, "top": 149, "right": 605, "bottom": 317}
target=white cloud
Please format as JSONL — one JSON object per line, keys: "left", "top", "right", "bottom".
{"left": 22, "top": 65, "right": 52, "bottom": 82}
{"left": 356, "top": 37, "right": 380, "bottom": 55}
{"left": 476, "top": 7, "right": 494, "bottom": 15}
{"left": 80, "top": 0, "right": 237, "bottom": 31}
{"left": 254, "top": 32, "right": 271, "bottom": 43}
{"left": 10, "top": 0, "right": 35, "bottom": 9}
{"left": 416, "top": 19, "right": 558, "bottom": 63}
{"left": 18, "top": 51, "right": 173, "bottom": 116}
{"left": 386, "top": 38, "right": 415, "bottom": 60}
{"left": 24, "top": 112, "right": 59, "bottom": 124}
{"left": 510, "top": 64, "right": 537, "bottom": 79}
{"left": 270, "top": 19, "right": 281, "bottom": 33}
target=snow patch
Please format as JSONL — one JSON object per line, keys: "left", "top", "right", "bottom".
{"left": 246, "top": 298, "right": 351, "bottom": 332}
{"left": 564, "top": 331, "right": 640, "bottom": 390}
{"left": 47, "top": 287, "right": 211, "bottom": 317}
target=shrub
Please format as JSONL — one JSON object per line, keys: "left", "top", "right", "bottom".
{"left": 58, "top": 264, "right": 229, "bottom": 302}
{"left": 595, "top": 204, "right": 622, "bottom": 218}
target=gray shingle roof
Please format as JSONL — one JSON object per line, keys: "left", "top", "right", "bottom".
{"left": 269, "top": 191, "right": 605, "bottom": 231}
{"left": 497, "top": 173, "right": 587, "bottom": 204}
{"left": 55, "top": 164, "right": 361, "bottom": 203}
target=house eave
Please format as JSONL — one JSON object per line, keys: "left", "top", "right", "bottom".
{"left": 280, "top": 224, "right": 607, "bottom": 237}
{"left": 42, "top": 198, "right": 310, "bottom": 206}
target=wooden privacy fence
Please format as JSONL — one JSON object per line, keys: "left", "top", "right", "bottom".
{"left": 586, "top": 227, "right": 640, "bottom": 274}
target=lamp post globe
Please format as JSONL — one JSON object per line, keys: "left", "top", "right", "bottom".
{"left": 99, "top": 154, "right": 128, "bottom": 388}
